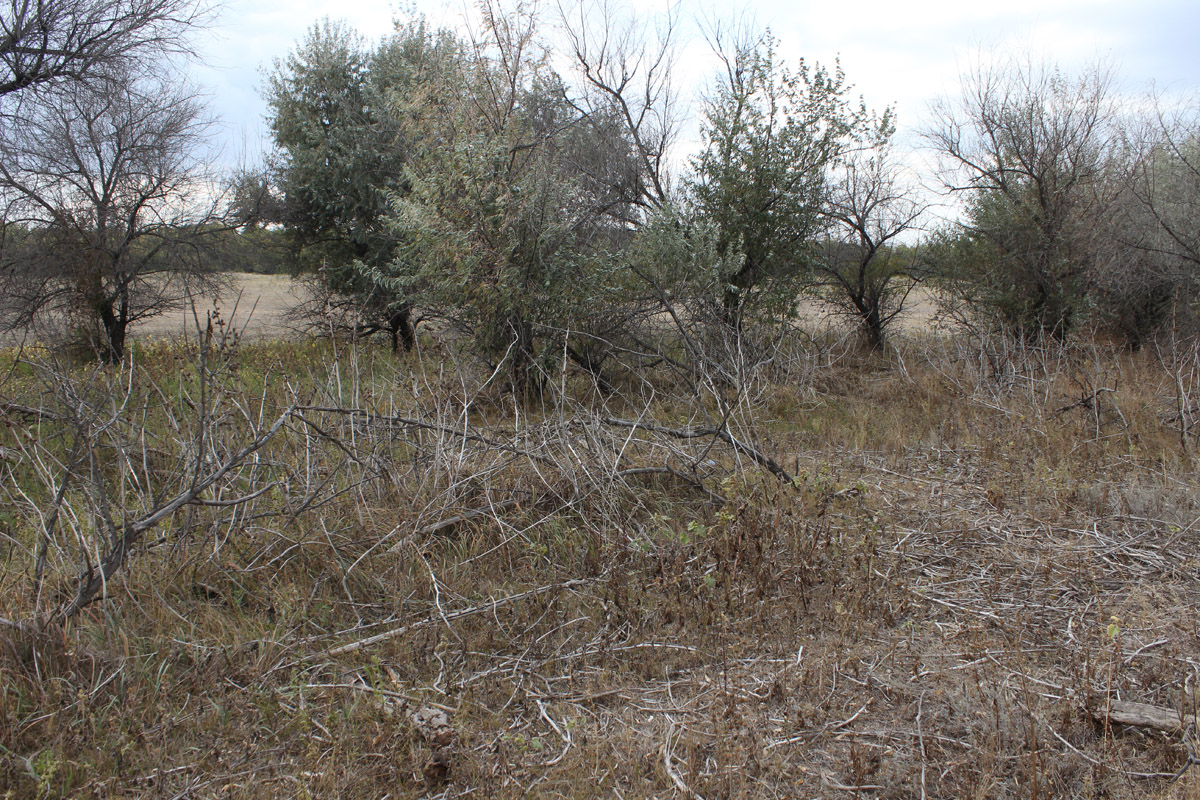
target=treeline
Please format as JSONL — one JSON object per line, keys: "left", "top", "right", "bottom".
{"left": 257, "top": 2, "right": 1199, "bottom": 393}
{"left": 1, "top": 0, "right": 1197, "bottom": 372}
{"left": 254, "top": 4, "right": 920, "bottom": 394}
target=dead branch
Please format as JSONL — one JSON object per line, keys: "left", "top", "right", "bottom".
{"left": 614, "top": 466, "right": 726, "bottom": 504}
{"left": 54, "top": 404, "right": 297, "bottom": 621}
{"left": 602, "top": 416, "right": 793, "bottom": 485}
{"left": 325, "top": 578, "right": 593, "bottom": 656}
{"left": 412, "top": 498, "right": 523, "bottom": 539}
{"left": 297, "top": 405, "right": 554, "bottom": 464}
{"left": 1093, "top": 700, "right": 1198, "bottom": 734}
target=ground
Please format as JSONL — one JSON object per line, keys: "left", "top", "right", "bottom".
{"left": 1, "top": 284, "right": 1199, "bottom": 799}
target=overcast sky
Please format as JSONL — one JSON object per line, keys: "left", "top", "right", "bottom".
{"left": 192, "top": 0, "right": 1200, "bottom": 169}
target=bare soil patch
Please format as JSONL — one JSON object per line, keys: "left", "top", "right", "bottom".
{"left": 135, "top": 272, "right": 304, "bottom": 340}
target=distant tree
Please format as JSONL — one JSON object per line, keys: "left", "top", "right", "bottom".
{"left": 688, "top": 31, "right": 869, "bottom": 328}
{"left": 925, "top": 56, "right": 1117, "bottom": 341}
{"left": 0, "top": 0, "right": 207, "bottom": 102}
{"left": 0, "top": 65, "right": 222, "bottom": 361}
{"left": 813, "top": 125, "right": 924, "bottom": 349}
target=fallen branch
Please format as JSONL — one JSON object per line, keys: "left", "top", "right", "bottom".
{"left": 602, "top": 416, "right": 793, "bottom": 485}
{"left": 297, "top": 405, "right": 553, "bottom": 464}
{"left": 414, "top": 499, "right": 522, "bottom": 538}
{"left": 615, "top": 466, "right": 726, "bottom": 504}
{"left": 54, "top": 404, "right": 298, "bottom": 621}
{"left": 662, "top": 721, "right": 706, "bottom": 800}
{"left": 325, "top": 578, "right": 592, "bottom": 656}
{"left": 1094, "top": 700, "right": 1198, "bottom": 734}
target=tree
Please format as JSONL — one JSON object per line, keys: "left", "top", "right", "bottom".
{"left": 557, "top": 0, "right": 680, "bottom": 213}
{"left": 388, "top": 0, "right": 640, "bottom": 396}
{"left": 1101, "top": 101, "right": 1200, "bottom": 344}
{"left": 813, "top": 127, "right": 924, "bottom": 349}
{"left": 688, "top": 31, "right": 869, "bottom": 327}
{"left": 925, "top": 56, "right": 1116, "bottom": 341}
{"left": 0, "top": 0, "right": 206, "bottom": 102}
{"left": 0, "top": 64, "right": 222, "bottom": 361}
{"left": 265, "top": 18, "right": 460, "bottom": 351}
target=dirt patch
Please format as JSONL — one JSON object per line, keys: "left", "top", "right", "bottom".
{"left": 135, "top": 272, "right": 304, "bottom": 341}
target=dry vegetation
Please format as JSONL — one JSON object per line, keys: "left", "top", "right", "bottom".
{"left": 2, "top": 316, "right": 1200, "bottom": 799}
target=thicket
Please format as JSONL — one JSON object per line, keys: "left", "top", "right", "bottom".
{"left": 258, "top": 7, "right": 1200, "bottom": 375}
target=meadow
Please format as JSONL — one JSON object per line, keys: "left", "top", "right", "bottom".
{"left": 1, "top": 301, "right": 1199, "bottom": 798}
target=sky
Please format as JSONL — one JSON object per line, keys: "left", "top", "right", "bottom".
{"left": 191, "top": 0, "right": 1200, "bottom": 172}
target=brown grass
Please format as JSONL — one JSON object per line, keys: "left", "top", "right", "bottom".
{"left": 1, "top": 325, "right": 1199, "bottom": 799}
{"left": 135, "top": 272, "right": 305, "bottom": 341}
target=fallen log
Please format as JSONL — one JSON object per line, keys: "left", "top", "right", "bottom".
{"left": 1094, "top": 700, "right": 1198, "bottom": 733}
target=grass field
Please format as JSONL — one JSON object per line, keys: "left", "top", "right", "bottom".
{"left": 135, "top": 273, "right": 306, "bottom": 341}
{"left": 2, "top": 298, "right": 1199, "bottom": 798}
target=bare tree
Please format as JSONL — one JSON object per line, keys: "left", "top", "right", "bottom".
{"left": 814, "top": 127, "right": 924, "bottom": 349}
{"left": 0, "top": 0, "right": 207, "bottom": 102}
{"left": 557, "top": 0, "right": 680, "bottom": 212}
{"left": 0, "top": 64, "right": 224, "bottom": 361}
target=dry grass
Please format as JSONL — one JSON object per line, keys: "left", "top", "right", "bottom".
{"left": 134, "top": 273, "right": 305, "bottom": 341}
{"left": 1, "top": 323, "right": 1199, "bottom": 799}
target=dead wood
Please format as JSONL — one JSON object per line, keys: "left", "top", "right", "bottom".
{"left": 1094, "top": 700, "right": 1198, "bottom": 733}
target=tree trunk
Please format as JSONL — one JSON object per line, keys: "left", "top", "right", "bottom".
{"left": 388, "top": 304, "right": 415, "bottom": 353}
{"left": 863, "top": 303, "right": 885, "bottom": 350}
{"left": 506, "top": 312, "right": 541, "bottom": 399}
{"left": 97, "top": 300, "right": 128, "bottom": 363}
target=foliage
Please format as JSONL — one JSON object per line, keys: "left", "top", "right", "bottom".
{"left": 265, "top": 18, "right": 461, "bottom": 351}
{"left": 688, "top": 31, "right": 871, "bottom": 327}
{"left": 926, "top": 57, "right": 1116, "bottom": 341}
{"left": 385, "top": 1, "right": 640, "bottom": 395}
{"left": 1099, "top": 114, "right": 1200, "bottom": 345}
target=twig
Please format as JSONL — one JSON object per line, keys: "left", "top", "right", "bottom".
{"left": 917, "top": 692, "right": 928, "bottom": 800}
{"left": 662, "top": 721, "right": 706, "bottom": 800}
{"left": 297, "top": 683, "right": 455, "bottom": 713}
{"left": 1123, "top": 638, "right": 1170, "bottom": 664}
{"left": 413, "top": 499, "right": 522, "bottom": 539}
{"left": 297, "top": 405, "right": 553, "bottom": 464}
{"left": 614, "top": 466, "right": 726, "bottom": 504}
{"left": 536, "top": 699, "right": 571, "bottom": 767}
{"left": 325, "top": 578, "right": 592, "bottom": 656}
{"left": 1047, "top": 725, "right": 1175, "bottom": 779}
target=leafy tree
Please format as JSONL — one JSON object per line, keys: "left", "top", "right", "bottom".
{"left": 925, "top": 56, "right": 1116, "bottom": 341}
{"left": 386, "top": 1, "right": 639, "bottom": 395}
{"left": 265, "top": 18, "right": 460, "bottom": 351}
{"left": 688, "top": 31, "right": 869, "bottom": 327}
